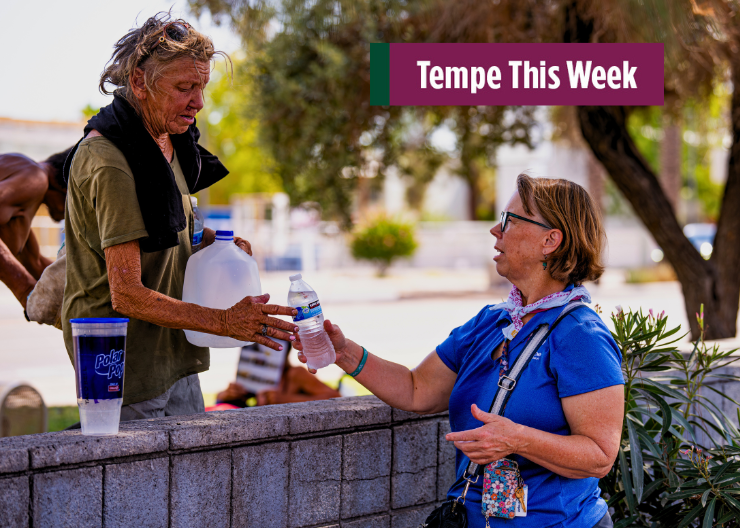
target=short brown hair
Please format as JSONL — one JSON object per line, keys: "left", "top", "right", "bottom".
{"left": 99, "top": 12, "right": 228, "bottom": 112}
{"left": 516, "top": 173, "right": 605, "bottom": 285}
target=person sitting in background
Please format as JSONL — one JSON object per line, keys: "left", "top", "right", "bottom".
{"left": 0, "top": 148, "right": 71, "bottom": 323}
{"left": 214, "top": 342, "right": 340, "bottom": 408}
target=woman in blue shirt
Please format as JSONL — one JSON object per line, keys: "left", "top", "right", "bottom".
{"left": 296, "top": 173, "right": 624, "bottom": 528}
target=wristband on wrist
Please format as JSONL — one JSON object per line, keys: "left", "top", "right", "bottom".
{"left": 349, "top": 347, "right": 369, "bottom": 377}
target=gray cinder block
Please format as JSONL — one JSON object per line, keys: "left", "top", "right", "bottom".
{"left": 289, "top": 436, "right": 342, "bottom": 527}
{"left": 341, "top": 515, "right": 390, "bottom": 528}
{"left": 0, "top": 476, "right": 29, "bottom": 528}
{"left": 393, "top": 422, "right": 438, "bottom": 474}
{"left": 341, "top": 430, "right": 391, "bottom": 518}
{"left": 343, "top": 430, "right": 392, "bottom": 480}
{"left": 288, "top": 397, "right": 391, "bottom": 435}
{"left": 104, "top": 458, "right": 168, "bottom": 528}
{"left": 392, "top": 468, "right": 437, "bottom": 509}
{"left": 0, "top": 428, "right": 167, "bottom": 470}
{"left": 392, "top": 422, "right": 438, "bottom": 508}
{"left": 33, "top": 466, "right": 102, "bottom": 528}
{"left": 232, "top": 442, "right": 290, "bottom": 528}
{"left": 171, "top": 450, "right": 231, "bottom": 528}
{"left": 391, "top": 506, "right": 433, "bottom": 528}
{"left": 0, "top": 445, "right": 28, "bottom": 474}
{"left": 167, "top": 406, "right": 292, "bottom": 450}
{"left": 437, "top": 421, "right": 457, "bottom": 501}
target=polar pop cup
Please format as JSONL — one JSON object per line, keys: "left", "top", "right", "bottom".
{"left": 70, "top": 318, "right": 129, "bottom": 435}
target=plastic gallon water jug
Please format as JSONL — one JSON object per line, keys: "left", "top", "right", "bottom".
{"left": 182, "top": 230, "right": 262, "bottom": 348}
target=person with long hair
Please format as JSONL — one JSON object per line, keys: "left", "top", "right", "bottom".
{"left": 62, "top": 13, "right": 297, "bottom": 420}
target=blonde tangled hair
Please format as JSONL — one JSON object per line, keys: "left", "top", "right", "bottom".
{"left": 99, "top": 12, "right": 229, "bottom": 113}
{"left": 516, "top": 173, "right": 606, "bottom": 286}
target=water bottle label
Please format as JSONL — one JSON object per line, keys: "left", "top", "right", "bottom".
{"left": 293, "top": 300, "right": 323, "bottom": 322}
{"left": 192, "top": 229, "right": 204, "bottom": 246}
{"left": 75, "top": 336, "right": 126, "bottom": 400}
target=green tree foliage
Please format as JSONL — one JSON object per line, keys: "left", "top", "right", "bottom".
{"left": 193, "top": 0, "right": 740, "bottom": 339}
{"left": 200, "top": 59, "right": 283, "bottom": 204}
{"left": 603, "top": 306, "right": 740, "bottom": 526}
{"left": 350, "top": 216, "right": 418, "bottom": 276}
{"left": 81, "top": 104, "right": 100, "bottom": 120}
{"left": 190, "top": 0, "right": 537, "bottom": 225}
{"left": 626, "top": 87, "right": 731, "bottom": 223}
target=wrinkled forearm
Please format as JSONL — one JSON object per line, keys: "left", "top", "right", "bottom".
{"left": 0, "top": 236, "right": 36, "bottom": 308}
{"left": 515, "top": 426, "right": 615, "bottom": 479}
{"left": 111, "top": 281, "right": 228, "bottom": 336}
{"left": 106, "top": 239, "right": 228, "bottom": 336}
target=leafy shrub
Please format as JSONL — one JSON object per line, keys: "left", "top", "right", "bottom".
{"left": 350, "top": 216, "right": 418, "bottom": 276}
{"left": 604, "top": 306, "right": 740, "bottom": 527}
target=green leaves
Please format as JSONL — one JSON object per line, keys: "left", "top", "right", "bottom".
{"left": 602, "top": 306, "right": 740, "bottom": 527}
{"left": 626, "top": 419, "right": 644, "bottom": 503}
{"left": 349, "top": 216, "right": 418, "bottom": 275}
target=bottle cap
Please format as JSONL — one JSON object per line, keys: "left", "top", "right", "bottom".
{"left": 215, "top": 230, "right": 234, "bottom": 240}
{"left": 190, "top": 196, "right": 198, "bottom": 206}
{"left": 289, "top": 273, "right": 302, "bottom": 281}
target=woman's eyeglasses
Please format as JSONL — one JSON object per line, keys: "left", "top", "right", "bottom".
{"left": 150, "top": 21, "right": 191, "bottom": 52}
{"left": 500, "top": 211, "right": 553, "bottom": 232}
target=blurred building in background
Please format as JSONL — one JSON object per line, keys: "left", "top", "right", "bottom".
{"left": 1, "top": 114, "right": 713, "bottom": 276}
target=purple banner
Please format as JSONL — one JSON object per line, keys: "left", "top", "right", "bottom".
{"left": 388, "top": 43, "right": 664, "bottom": 106}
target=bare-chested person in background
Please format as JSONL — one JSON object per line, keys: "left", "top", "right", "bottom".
{"left": 0, "top": 148, "right": 71, "bottom": 316}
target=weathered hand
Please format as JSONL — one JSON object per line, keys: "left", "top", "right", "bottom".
{"left": 234, "top": 236, "right": 252, "bottom": 256}
{"left": 294, "top": 319, "right": 348, "bottom": 374}
{"left": 224, "top": 293, "right": 298, "bottom": 350}
{"left": 445, "top": 404, "right": 527, "bottom": 465}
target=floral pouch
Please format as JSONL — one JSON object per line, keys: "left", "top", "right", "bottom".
{"left": 481, "top": 458, "right": 527, "bottom": 523}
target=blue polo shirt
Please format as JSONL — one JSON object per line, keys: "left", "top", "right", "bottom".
{"left": 437, "top": 298, "right": 624, "bottom": 528}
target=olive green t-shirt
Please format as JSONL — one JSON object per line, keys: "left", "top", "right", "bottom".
{"left": 62, "top": 136, "right": 209, "bottom": 405}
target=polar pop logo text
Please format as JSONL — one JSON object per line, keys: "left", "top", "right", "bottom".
{"left": 95, "top": 349, "right": 124, "bottom": 379}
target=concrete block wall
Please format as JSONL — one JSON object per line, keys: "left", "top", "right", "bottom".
{"left": 0, "top": 396, "right": 457, "bottom": 528}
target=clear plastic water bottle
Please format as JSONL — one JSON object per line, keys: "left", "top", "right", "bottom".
{"left": 288, "top": 273, "right": 336, "bottom": 370}
{"left": 191, "top": 196, "right": 205, "bottom": 253}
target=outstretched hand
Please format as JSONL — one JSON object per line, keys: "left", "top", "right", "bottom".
{"left": 294, "top": 319, "right": 348, "bottom": 374}
{"left": 224, "top": 293, "right": 298, "bottom": 350}
{"left": 445, "top": 404, "right": 526, "bottom": 465}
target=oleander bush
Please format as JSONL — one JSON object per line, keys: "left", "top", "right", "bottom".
{"left": 350, "top": 216, "right": 418, "bottom": 276}
{"left": 603, "top": 305, "right": 740, "bottom": 527}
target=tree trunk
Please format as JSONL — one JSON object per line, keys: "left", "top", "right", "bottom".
{"left": 711, "top": 53, "right": 740, "bottom": 338}
{"left": 576, "top": 106, "right": 734, "bottom": 339}
{"left": 660, "top": 119, "right": 682, "bottom": 213}
{"left": 565, "top": 2, "right": 740, "bottom": 339}
{"left": 458, "top": 110, "right": 481, "bottom": 220}
{"left": 586, "top": 151, "right": 606, "bottom": 214}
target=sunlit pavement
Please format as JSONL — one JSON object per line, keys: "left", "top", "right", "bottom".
{"left": 2, "top": 267, "right": 738, "bottom": 406}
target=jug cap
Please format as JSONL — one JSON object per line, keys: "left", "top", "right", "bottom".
{"left": 215, "top": 230, "right": 234, "bottom": 240}
{"left": 289, "top": 273, "right": 302, "bottom": 281}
